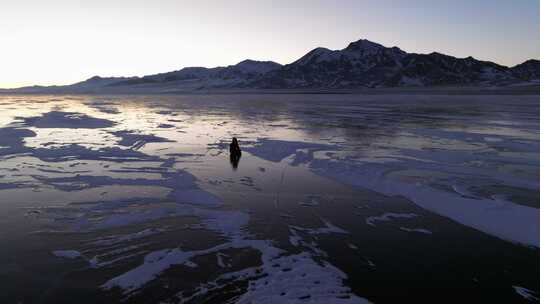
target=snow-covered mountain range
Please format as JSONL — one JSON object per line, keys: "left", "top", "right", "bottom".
{"left": 3, "top": 39, "right": 540, "bottom": 93}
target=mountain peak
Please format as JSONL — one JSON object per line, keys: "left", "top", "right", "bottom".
{"left": 519, "top": 59, "right": 540, "bottom": 66}
{"left": 233, "top": 59, "right": 282, "bottom": 74}
{"left": 236, "top": 59, "right": 280, "bottom": 67}
{"left": 237, "top": 59, "right": 258, "bottom": 65}
{"left": 86, "top": 76, "right": 103, "bottom": 82}
{"left": 292, "top": 47, "right": 334, "bottom": 66}
{"left": 237, "top": 59, "right": 263, "bottom": 65}
{"left": 511, "top": 59, "right": 540, "bottom": 80}
{"left": 345, "top": 39, "right": 385, "bottom": 51}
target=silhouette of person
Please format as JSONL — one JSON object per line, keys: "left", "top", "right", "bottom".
{"left": 229, "top": 137, "right": 241, "bottom": 170}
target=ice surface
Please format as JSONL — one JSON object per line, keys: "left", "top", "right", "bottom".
{"left": 3, "top": 95, "right": 540, "bottom": 302}
{"left": 216, "top": 252, "right": 230, "bottom": 268}
{"left": 291, "top": 218, "right": 349, "bottom": 235}
{"left": 88, "top": 228, "right": 164, "bottom": 246}
{"left": 238, "top": 118, "right": 540, "bottom": 248}
{"left": 399, "top": 227, "right": 433, "bottom": 234}
{"left": 52, "top": 250, "right": 83, "bottom": 259}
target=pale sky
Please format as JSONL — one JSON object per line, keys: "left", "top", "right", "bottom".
{"left": 1, "top": 0, "right": 539, "bottom": 88}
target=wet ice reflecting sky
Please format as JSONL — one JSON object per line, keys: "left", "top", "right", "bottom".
{"left": 1, "top": 94, "right": 540, "bottom": 303}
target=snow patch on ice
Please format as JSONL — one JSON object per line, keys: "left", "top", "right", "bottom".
{"left": 291, "top": 218, "right": 349, "bottom": 235}
{"left": 100, "top": 206, "right": 363, "bottom": 302}
{"left": 175, "top": 241, "right": 369, "bottom": 304}
{"left": 110, "top": 130, "right": 173, "bottom": 149}
{"left": 513, "top": 286, "right": 539, "bottom": 301}
{"left": 309, "top": 159, "right": 540, "bottom": 248}
{"left": 102, "top": 238, "right": 276, "bottom": 293}
{"left": 244, "top": 138, "right": 335, "bottom": 164}
{"left": 365, "top": 213, "right": 419, "bottom": 227}
{"left": 233, "top": 252, "right": 370, "bottom": 304}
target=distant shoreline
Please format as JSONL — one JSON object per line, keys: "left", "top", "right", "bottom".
{"left": 1, "top": 86, "right": 540, "bottom": 96}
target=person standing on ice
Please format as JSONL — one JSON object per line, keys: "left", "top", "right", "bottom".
{"left": 229, "top": 137, "right": 241, "bottom": 170}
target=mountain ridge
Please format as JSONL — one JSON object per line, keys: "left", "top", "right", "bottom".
{"left": 2, "top": 39, "right": 539, "bottom": 93}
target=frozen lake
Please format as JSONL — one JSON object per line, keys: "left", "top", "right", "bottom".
{"left": 1, "top": 94, "right": 539, "bottom": 303}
